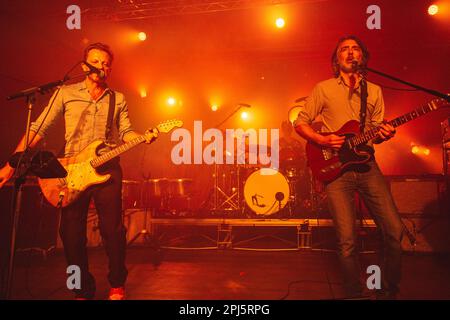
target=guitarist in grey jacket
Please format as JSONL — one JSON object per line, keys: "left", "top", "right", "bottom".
{"left": 294, "top": 35, "right": 403, "bottom": 299}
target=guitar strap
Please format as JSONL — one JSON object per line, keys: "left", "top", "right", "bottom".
{"left": 105, "top": 90, "right": 116, "bottom": 141}
{"left": 359, "top": 79, "right": 368, "bottom": 133}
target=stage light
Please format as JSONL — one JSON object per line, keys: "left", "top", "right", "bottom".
{"left": 241, "top": 111, "right": 249, "bottom": 120}
{"left": 275, "top": 18, "right": 285, "bottom": 28}
{"left": 211, "top": 104, "right": 218, "bottom": 112}
{"left": 167, "top": 97, "right": 176, "bottom": 106}
{"left": 411, "top": 144, "right": 431, "bottom": 156}
{"left": 140, "top": 88, "right": 147, "bottom": 98}
{"left": 138, "top": 32, "right": 147, "bottom": 41}
{"left": 428, "top": 4, "right": 439, "bottom": 15}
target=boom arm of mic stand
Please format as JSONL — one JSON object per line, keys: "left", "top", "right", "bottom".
{"left": 365, "top": 66, "right": 449, "bottom": 102}
{"left": 214, "top": 105, "right": 244, "bottom": 128}
{"left": 6, "top": 73, "right": 87, "bottom": 101}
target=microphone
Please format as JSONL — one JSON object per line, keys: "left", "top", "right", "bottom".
{"left": 351, "top": 60, "right": 365, "bottom": 73}
{"left": 238, "top": 103, "right": 251, "bottom": 108}
{"left": 83, "top": 61, "right": 105, "bottom": 78}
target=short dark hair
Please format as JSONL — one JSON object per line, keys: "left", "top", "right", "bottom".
{"left": 331, "top": 35, "right": 369, "bottom": 77}
{"left": 84, "top": 42, "right": 114, "bottom": 63}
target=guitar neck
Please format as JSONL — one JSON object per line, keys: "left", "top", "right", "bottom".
{"left": 348, "top": 100, "right": 439, "bottom": 148}
{"left": 91, "top": 136, "right": 147, "bottom": 168}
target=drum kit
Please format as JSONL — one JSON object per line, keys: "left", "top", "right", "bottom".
{"left": 206, "top": 147, "right": 313, "bottom": 218}
{"left": 201, "top": 117, "right": 315, "bottom": 218}
{"left": 122, "top": 100, "right": 324, "bottom": 218}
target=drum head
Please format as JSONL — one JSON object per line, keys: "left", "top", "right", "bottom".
{"left": 244, "top": 168, "right": 290, "bottom": 216}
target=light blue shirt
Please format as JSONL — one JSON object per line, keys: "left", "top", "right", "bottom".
{"left": 30, "top": 81, "right": 133, "bottom": 157}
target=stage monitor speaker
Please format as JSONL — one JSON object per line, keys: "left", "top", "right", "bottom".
{"left": 388, "top": 175, "right": 447, "bottom": 216}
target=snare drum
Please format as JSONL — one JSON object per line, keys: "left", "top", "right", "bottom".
{"left": 243, "top": 168, "right": 291, "bottom": 216}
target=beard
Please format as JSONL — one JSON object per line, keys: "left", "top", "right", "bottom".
{"left": 339, "top": 63, "right": 355, "bottom": 74}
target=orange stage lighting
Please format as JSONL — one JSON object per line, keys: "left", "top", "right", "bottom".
{"left": 428, "top": 4, "right": 439, "bottom": 15}
{"left": 241, "top": 111, "right": 249, "bottom": 120}
{"left": 138, "top": 32, "right": 147, "bottom": 41}
{"left": 275, "top": 18, "right": 285, "bottom": 28}
{"left": 140, "top": 88, "right": 147, "bottom": 98}
{"left": 411, "top": 144, "right": 431, "bottom": 156}
{"left": 211, "top": 104, "right": 218, "bottom": 112}
{"left": 167, "top": 97, "right": 176, "bottom": 106}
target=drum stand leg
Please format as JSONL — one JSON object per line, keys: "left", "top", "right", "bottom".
{"left": 216, "top": 186, "right": 239, "bottom": 210}
{"left": 205, "top": 163, "right": 239, "bottom": 214}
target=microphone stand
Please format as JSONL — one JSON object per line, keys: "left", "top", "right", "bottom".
{"left": 2, "top": 72, "right": 84, "bottom": 299}
{"left": 363, "top": 66, "right": 449, "bottom": 101}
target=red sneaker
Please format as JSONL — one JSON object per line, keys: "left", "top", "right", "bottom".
{"left": 108, "top": 287, "right": 125, "bottom": 300}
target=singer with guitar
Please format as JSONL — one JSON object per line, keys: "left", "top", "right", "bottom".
{"left": 294, "top": 36, "right": 404, "bottom": 299}
{"left": 0, "top": 43, "right": 156, "bottom": 300}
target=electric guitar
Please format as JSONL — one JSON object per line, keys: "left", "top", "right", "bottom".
{"left": 38, "top": 119, "right": 183, "bottom": 208}
{"left": 306, "top": 98, "right": 449, "bottom": 183}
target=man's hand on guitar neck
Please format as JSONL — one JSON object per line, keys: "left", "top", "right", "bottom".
{"left": 374, "top": 120, "right": 396, "bottom": 144}
{"left": 144, "top": 128, "right": 158, "bottom": 143}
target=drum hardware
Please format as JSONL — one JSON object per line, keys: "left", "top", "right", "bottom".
{"left": 212, "top": 163, "right": 240, "bottom": 212}
{"left": 127, "top": 176, "right": 161, "bottom": 248}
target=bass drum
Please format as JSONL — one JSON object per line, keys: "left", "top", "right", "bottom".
{"left": 243, "top": 168, "right": 291, "bottom": 216}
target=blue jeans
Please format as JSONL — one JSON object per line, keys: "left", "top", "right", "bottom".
{"left": 325, "top": 160, "right": 404, "bottom": 297}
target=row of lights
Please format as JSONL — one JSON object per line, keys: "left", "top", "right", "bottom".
{"left": 134, "top": 4, "right": 441, "bottom": 43}
{"left": 134, "top": 5, "right": 441, "bottom": 43}
{"left": 139, "top": 92, "right": 251, "bottom": 120}
{"left": 135, "top": 17, "right": 286, "bottom": 43}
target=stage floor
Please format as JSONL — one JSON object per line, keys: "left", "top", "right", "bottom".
{"left": 10, "top": 246, "right": 450, "bottom": 300}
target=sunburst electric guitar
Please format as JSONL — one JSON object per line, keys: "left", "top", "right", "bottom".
{"left": 306, "top": 98, "right": 448, "bottom": 183}
{"left": 38, "top": 119, "right": 183, "bottom": 208}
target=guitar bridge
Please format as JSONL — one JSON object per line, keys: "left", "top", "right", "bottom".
{"left": 322, "top": 148, "right": 337, "bottom": 160}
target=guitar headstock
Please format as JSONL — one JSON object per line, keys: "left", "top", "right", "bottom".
{"left": 155, "top": 119, "right": 184, "bottom": 133}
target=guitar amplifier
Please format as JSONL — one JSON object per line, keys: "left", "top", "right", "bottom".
{"left": 387, "top": 175, "right": 447, "bottom": 216}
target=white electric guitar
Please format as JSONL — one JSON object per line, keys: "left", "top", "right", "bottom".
{"left": 38, "top": 119, "right": 183, "bottom": 208}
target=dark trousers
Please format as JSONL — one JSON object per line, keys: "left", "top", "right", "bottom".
{"left": 60, "top": 164, "right": 127, "bottom": 299}
{"left": 325, "top": 161, "right": 404, "bottom": 297}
